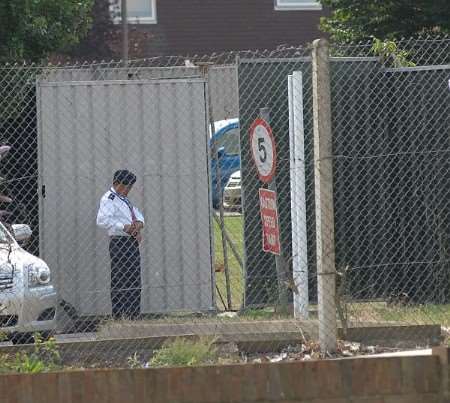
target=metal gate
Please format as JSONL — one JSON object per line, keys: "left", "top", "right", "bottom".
{"left": 37, "top": 78, "right": 214, "bottom": 316}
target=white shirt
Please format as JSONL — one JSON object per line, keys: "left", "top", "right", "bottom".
{"left": 96, "top": 188, "right": 145, "bottom": 237}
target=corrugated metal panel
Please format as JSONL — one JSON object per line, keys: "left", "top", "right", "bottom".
{"left": 37, "top": 78, "right": 214, "bottom": 315}
{"left": 208, "top": 66, "right": 239, "bottom": 120}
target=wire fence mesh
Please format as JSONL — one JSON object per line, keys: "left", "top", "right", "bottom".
{"left": 0, "top": 36, "right": 449, "bottom": 367}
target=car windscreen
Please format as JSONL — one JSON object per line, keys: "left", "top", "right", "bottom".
{"left": 215, "top": 127, "right": 240, "bottom": 155}
{"left": 0, "top": 224, "right": 13, "bottom": 244}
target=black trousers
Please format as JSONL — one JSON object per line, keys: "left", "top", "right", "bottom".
{"left": 109, "top": 237, "right": 142, "bottom": 319}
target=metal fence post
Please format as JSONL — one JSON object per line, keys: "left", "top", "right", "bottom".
{"left": 312, "top": 39, "right": 337, "bottom": 353}
{"left": 121, "top": 0, "right": 129, "bottom": 66}
{"left": 199, "top": 62, "right": 233, "bottom": 310}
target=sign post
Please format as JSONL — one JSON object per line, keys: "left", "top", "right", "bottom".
{"left": 288, "top": 71, "right": 309, "bottom": 319}
{"left": 249, "top": 107, "right": 289, "bottom": 313}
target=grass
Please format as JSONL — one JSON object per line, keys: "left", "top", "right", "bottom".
{"left": 149, "top": 337, "right": 217, "bottom": 367}
{"left": 213, "top": 214, "right": 245, "bottom": 310}
{"left": 345, "top": 302, "right": 450, "bottom": 327}
{"left": 239, "top": 307, "right": 292, "bottom": 320}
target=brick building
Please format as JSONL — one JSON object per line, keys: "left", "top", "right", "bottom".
{"left": 68, "top": 0, "right": 327, "bottom": 60}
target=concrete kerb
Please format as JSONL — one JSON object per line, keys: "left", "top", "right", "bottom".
{"left": 0, "top": 320, "right": 441, "bottom": 367}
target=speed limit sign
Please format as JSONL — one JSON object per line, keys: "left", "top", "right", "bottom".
{"left": 249, "top": 118, "right": 277, "bottom": 183}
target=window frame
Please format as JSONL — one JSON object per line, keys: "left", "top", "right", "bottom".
{"left": 112, "top": 0, "right": 157, "bottom": 25}
{"left": 274, "top": 0, "right": 322, "bottom": 11}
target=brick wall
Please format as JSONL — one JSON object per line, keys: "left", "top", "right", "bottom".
{"left": 2, "top": 350, "right": 450, "bottom": 403}
{"left": 67, "top": 0, "right": 327, "bottom": 61}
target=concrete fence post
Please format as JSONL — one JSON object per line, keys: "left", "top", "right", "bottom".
{"left": 312, "top": 38, "right": 337, "bottom": 353}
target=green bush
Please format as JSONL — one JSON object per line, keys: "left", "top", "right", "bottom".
{"left": 149, "top": 337, "right": 217, "bottom": 368}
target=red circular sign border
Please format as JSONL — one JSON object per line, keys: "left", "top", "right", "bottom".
{"left": 249, "top": 118, "right": 277, "bottom": 184}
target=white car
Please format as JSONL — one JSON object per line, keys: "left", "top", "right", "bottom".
{"left": 0, "top": 223, "right": 57, "bottom": 344}
{"left": 223, "top": 170, "right": 241, "bottom": 210}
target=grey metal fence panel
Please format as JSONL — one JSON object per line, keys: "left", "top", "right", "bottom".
{"left": 208, "top": 65, "right": 239, "bottom": 121}
{"left": 37, "top": 78, "right": 214, "bottom": 317}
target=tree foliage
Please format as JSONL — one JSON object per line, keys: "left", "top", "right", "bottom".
{"left": 320, "top": 0, "right": 450, "bottom": 42}
{"left": 370, "top": 38, "right": 416, "bottom": 67}
{"left": 0, "top": 0, "right": 94, "bottom": 62}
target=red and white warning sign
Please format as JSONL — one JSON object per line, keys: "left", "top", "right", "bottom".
{"left": 249, "top": 118, "right": 277, "bottom": 183}
{"left": 259, "top": 189, "right": 281, "bottom": 255}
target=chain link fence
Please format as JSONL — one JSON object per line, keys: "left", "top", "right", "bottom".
{"left": 0, "top": 36, "right": 449, "bottom": 367}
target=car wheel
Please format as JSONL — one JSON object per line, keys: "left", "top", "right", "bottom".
{"left": 10, "top": 331, "right": 53, "bottom": 345}
{"left": 10, "top": 332, "right": 34, "bottom": 345}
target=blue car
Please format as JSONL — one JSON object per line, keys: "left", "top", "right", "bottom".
{"left": 209, "top": 119, "right": 240, "bottom": 209}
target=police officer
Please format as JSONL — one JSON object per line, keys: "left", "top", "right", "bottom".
{"left": 96, "top": 170, "right": 144, "bottom": 319}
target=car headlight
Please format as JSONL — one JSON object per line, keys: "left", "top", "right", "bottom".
{"left": 27, "top": 264, "right": 51, "bottom": 287}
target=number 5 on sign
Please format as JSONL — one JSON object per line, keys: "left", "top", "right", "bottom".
{"left": 249, "top": 118, "right": 277, "bottom": 183}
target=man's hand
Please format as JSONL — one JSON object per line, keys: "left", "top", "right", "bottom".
{"left": 124, "top": 223, "right": 136, "bottom": 231}
{"left": 124, "top": 223, "right": 138, "bottom": 234}
{"left": 132, "top": 221, "right": 144, "bottom": 243}
{"left": 124, "top": 222, "right": 144, "bottom": 240}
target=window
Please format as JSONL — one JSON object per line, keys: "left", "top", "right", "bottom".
{"left": 275, "top": 0, "right": 322, "bottom": 10}
{"left": 111, "top": 0, "right": 157, "bottom": 24}
{"left": 216, "top": 128, "right": 240, "bottom": 155}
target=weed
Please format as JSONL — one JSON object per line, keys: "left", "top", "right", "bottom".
{"left": 149, "top": 337, "right": 217, "bottom": 368}
{"left": 127, "top": 352, "right": 143, "bottom": 369}
{"left": 0, "top": 333, "right": 61, "bottom": 374}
